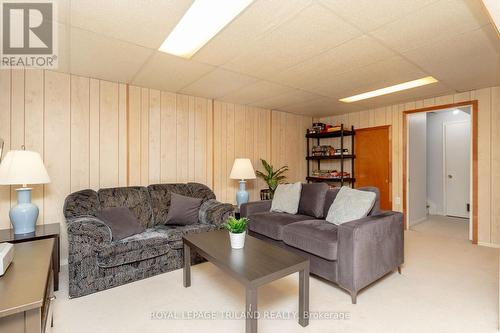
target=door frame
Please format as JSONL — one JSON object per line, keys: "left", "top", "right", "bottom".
{"left": 355, "top": 125, "right": 392, "bottom": 210}
{"left": 442, "top": 120, "right": 470, "bottom": 218}
{"left": 403, "top": 100, "right": 478, "bottom": 244}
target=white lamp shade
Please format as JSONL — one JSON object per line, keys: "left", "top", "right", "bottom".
{"left": 0, "top": 150, "right": 50, "bottom": 185}
{"left": 229, "top": 158, "right": 256, "bottom": 180}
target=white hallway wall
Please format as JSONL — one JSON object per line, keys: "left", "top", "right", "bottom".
{"left": 426, "top": 109, "right": 470, "bottom": 215}
{"left": 408, "top": 113, "right": 427, "bottom": 225}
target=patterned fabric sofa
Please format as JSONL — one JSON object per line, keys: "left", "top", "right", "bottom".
{"left": 64, "top": 183, "right": 233, "bottom": 298}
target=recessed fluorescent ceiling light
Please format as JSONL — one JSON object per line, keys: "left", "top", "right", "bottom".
{"left": 339, "top": 76, "right": 438, "bottom": 103}
{"left": 159, "top": 0, "right": 253, "bottom": 58}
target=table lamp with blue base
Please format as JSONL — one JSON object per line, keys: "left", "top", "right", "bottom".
{"left": 0, "top": 149, "right": 51, "bottom": 234}
{"left": 230, "top": 158, "right": 256, "bottom": 209}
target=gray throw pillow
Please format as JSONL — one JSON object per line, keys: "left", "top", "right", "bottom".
{"left": 298, "top": 183, "right": 329, "bottom": 218}
{"left": 326, "top": 186, "right": 376, "bottom": 225}
{"left": 95, "top": 207, "right": 145, "bottom": 241}
{"left": 165, "top": 193, "right": 203, "bottom": 225}
{"left": 271, "top": 182, "right": 302, "bottom": 214}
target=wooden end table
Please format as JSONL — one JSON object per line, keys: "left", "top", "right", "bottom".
{"left": 0, "top": 223, "right": 60, "bottom": 291}
{"left": 183, "top": 230, "right": 310, "bottom": 333}
{"left": 0, "top": 239, "right": 55, "bottom": 333}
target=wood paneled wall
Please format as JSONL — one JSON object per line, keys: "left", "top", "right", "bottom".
{"left": 0, "top": 69, "right": 128, "bottom": 261}
{"left": 318, "top": 87, "right": 500, "bottom": 247}
{"left": 127, "top": 88, "right": 214, "bottom": 188}
{"left": 0, "top": 69, "right": 312, "bottom": 261}
{"left": 211, "top": 102, "right": 311, "bottom": 204}
{"left": 271, "top": 110, "right": 311, "bottom": 185}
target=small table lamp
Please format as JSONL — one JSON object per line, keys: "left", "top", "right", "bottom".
{"left": 229, "top": 158, "right": 256, "bottom": 208}
{"left": 0, "top": 150, "right": 51, "bottom": 234}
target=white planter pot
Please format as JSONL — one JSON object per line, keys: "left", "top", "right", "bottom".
{"left": 229, "top": 231, "right": 246, "bottom": 249}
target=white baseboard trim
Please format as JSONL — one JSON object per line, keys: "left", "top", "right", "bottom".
{"left": 60, "top": 259, "right": 68, "bottom": 266}
{"left": 478, "top": 242, "right": 500, "bottom": 249}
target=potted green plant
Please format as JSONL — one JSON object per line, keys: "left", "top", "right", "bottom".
{"left": 255, "top": 159, "right": 288, "bottom": 200}
{"left": 224, "top": 216, "right": 249, "bottom": 249}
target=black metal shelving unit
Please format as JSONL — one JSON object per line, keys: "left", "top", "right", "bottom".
{"left": 306, "top": 124, "right": 355, "bottom": 187}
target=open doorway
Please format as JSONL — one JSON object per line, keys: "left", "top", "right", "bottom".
{"left": 404, "top": 102, "right": 477, "bottom": 243}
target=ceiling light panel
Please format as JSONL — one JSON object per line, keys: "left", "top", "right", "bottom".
{"left": 339, "top": 76, "right": 438, "bottom": 103}
{"left": 159, "top": 0, "right": 254, "bottom": 58}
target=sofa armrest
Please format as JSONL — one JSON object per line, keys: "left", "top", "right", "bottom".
{"left": 199, "top": 199, "right": 234, "bottom": 226}
{"left": 240, "top": 200, "right": 271, "bottom": 217}
{"left": 337, "top": 211, "right": 404, "bottom": 294}
{"left": 67, "top": 216, "right": 113, "bottom": 260}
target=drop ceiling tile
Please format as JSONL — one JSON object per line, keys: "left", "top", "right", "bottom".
{"left": 193, "top": 0, "right": 312, "bottom": 66}
{"left": 179, "top": 68, "right": 258, "bottom": 99}
{"left": 219, "top": 81, "right": 292, "bottom": 105}
{"left": 70, "top": 27, "right": 154, "bottom": 83}
{"left": 272, "top": 35, "right": 396, "bottom": 89}
{"left": 310, "top": 56, "right": 428, "bottom": 98}
{"left": 283, "top": 97, "right": 364, "bottom": 116}
{"left": 371, "top": 0, "right": 491, "bottom": 53}
{"left": 222, "top": 3, "right": 362, "bottom": 79}
{"left": 250, "top": 89, "right": 321, "bottom": 109}
{"left": 70, "top": 0, "right": 193, "bottom": 49}
{"left": 403, "top": 25, "right": 500, "bottom": 91}
{"left": 318, "top": 0, "right": 437, "bottom": 32}
{"left": 132, "top": 52, "right": 215, "bottom": 92}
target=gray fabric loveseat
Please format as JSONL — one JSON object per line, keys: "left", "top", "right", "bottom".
{"left": 240, "top": 184, "right": 404, "bottom": 303}
{"left": 64, "top": 182, "right": 233, "bottom": 298}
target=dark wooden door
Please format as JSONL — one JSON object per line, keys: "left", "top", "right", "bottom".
{"left": 355, "top": 126, "right": 392, "bottom": 210}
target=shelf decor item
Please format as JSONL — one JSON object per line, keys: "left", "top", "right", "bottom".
{"left": 0, "top": 149, "right": 51, "bottom": 234}
{"left": 223, "top": 216, "right": 249, "bottom": 249}
{"left": 255, "top": 159, "right": 288, "bottom": 200}
{"left": 305, "top": 124, "right": 355, "bottom": 187}
{"left": 229, "top": 158, "right": 256, "bottom": 208}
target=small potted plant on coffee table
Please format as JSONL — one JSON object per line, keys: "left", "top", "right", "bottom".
{"left": 224, "top": 216, "right": 249, "bottom": 249}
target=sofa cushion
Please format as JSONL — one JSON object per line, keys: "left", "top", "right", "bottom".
{"left": 153, "top": 223, "right": 219, "bottom": 248}
{"left": 95, "top": 207, "right": 145, "bottom": 241}
{"left": 271, "top": 182, "right": 302, "bottom": 214}
{"left": 148, "top": 183, "right": 216, "bottom": 226}
{"left": 298, "top": 183, "right": 329, "bottom": 218}
{"left": 282, "top": 220, "right": 339, "bottom": 261}
{"left": 323, "top": 188, "right": 340, "bottom": 218}
{"left": 326, "top": 186, "right": 376, "bottom": 225}
{"left": 148, "top": 184, "right": 192, "bottom": 226}
{"left": 323, "top": 186, "right": 380, "bottom": 218}
{"left": 98, "top": 187, "right": 153, "bottom": 228}
{"left": 64, "top": 189, "right": 100, "bottom": 219}
{"left": 96, "top": 228, "right": 170, "bottom": 268}
{"left": 187, "top": 182, "right": 216, "bottom": 202}
{"left": 165, "top": 193, "right": 202, "bottom": 225}
{"left": 247, "top": 211, "right": 312, "bottom": 240}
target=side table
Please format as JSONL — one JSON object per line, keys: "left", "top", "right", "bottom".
{"left": 0, "top": 223, "right": 60, "bottom": 291}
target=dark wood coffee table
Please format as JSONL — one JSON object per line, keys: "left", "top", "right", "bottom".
{"left": 183, "top": 230, "right": 310, "bottom": 333}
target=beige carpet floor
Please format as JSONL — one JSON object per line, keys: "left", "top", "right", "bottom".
{"left": 53, "top": 216, "right": 499, "bottom": 333}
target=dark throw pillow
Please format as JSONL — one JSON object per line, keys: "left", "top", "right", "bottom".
{"left": 298, "top": 183, "right": 329, "bottom": 218}
{"left": 165, "top": 193, "right": 203, "bottom": 225}
{"left": 95, "top": 207, "right": 145, "bottom": 241}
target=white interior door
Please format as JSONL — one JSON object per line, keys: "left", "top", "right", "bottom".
{"left": 444, "top": 121, "right": 470, "bottom": 218}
